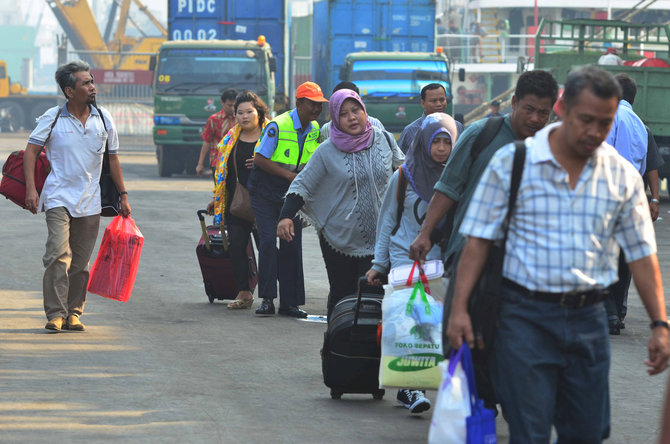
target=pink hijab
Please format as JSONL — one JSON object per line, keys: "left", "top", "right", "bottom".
{"left": 328, "top": 89, "right": 373, "bottom": 153}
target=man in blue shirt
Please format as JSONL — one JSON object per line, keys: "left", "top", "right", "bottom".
{"left": 249, "top": 82, "right": 327, "bottom": 318}
{"left": 605, "top": 73, "right": 649, "bottom": 334}
{"left": 397, "top": 83, "right": 463, "bottom": 153}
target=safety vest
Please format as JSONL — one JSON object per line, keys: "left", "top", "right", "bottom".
{"left": 269, "top": 111, "right": 320, "bottom": 172}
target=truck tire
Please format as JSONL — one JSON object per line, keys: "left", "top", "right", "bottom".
{"left": 0, "top": 101, "right": 25, "bottom": 132}
{"left": 157, "top": 145, "right": 178, "bottom": 177}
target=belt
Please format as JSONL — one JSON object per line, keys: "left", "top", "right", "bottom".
{"left": 502, "top": 278, "right": 603, "bottom": 309}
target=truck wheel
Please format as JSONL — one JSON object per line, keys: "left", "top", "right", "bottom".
{"left": 157, "top": 145, "right": 176, "bottom": 177}
{"left": 0, "top": 101, "right": 25, "bottom": 132}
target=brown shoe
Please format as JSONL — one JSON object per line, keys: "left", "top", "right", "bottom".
{"left": 45, "top": 317, "right": 64, "bottom": 331}
{"left": 65, "top": 314, "right": 86, "bottom": 331}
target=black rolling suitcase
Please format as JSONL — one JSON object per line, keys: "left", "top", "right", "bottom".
{"left": 196, "top": 209, "right": 257, "bottom": 303}
{"left": 321, "top": 277, "right": 386, "bottom": 400}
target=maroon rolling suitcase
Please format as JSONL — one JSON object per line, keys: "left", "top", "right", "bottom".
{"left": 196, "top": 209, "right": 257, "bottom": 303}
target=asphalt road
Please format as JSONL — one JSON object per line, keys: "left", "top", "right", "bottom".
{"left": 0, "top": 133, "right": 669, "bottom": 443}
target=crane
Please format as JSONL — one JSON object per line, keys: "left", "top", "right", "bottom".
{"left": 45, "top": 0, "right": 167, "bottom": 70}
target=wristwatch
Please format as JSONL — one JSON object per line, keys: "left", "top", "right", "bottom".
{"left": 650, "top": 320, "right": 669, "bottom": 330}
{"left": 650, "top": 198, "right": 660, "bottom": 204}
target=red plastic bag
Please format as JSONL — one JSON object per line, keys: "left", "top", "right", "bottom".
{"left": 87, "top": 215, "right": 144, "bottom": 302}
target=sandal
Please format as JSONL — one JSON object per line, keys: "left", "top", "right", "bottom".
{"left": 227, "top": 298, "right": 253, "bottom": 310}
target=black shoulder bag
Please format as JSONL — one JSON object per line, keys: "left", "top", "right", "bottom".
{"left": 95, "top": 105, "right": 121, "bottom": 217}
{"left": 442, "top": 140, "right": 526, "bottom": 362}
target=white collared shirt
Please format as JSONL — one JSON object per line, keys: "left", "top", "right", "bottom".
{"left": 460, "top": 122, "right": 656, "bottom": 292}
{"left": 28, "top": 103, "right": 119, "bottom": 217}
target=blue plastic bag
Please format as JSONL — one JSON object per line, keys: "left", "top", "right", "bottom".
{"left": 461, "top": 344, "right": 497, "bottom": 444}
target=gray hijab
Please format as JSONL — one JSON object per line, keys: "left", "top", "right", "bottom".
{"left": 402, "top": 113, "right": 459, "bottom": 202}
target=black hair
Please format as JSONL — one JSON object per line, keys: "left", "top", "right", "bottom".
{"left": 55, "top": 60, "right": 90, "bottom": 98}
{"left": 514, "top": 70, "right": 559, "bottom": 103}
{"left": 421, "top": 83, "right": 446, "bottom": 101}
{"left": 454, "top": 113, "right": 465, "bottom": 125}
{"left": 234, "top": 90, "right": 269, "bottom": 124}
{"left": 221, "top": 88, "right": 238, "bottom": 103}
{"left": 333, "top": 81, "right": 359, "bottom": 95}
{"left": 563, "top": 66, "right": 621, "bottom": 108}
{"left": 615, "top": 73, "right": 637, "bottom": 104}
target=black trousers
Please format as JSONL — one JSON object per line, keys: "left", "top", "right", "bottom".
{"left": 605, "top": 251, "right": 631, "bottom": 322}
{"left": 318, "top": 235, "right": 373, "bottom": 317}
{"left": 226, "top": 213, "right": 255, "bottom": 292}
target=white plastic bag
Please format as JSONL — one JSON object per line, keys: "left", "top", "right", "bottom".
{"left": 379, "top": 281, "right": 444, "bottom": 389}
{"left": 428, "top": 354, "right": 471, "bottom": 444}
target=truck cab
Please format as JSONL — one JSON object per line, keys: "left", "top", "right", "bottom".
{"left": 339, "top": 52, "right": 454, "bottom": 133}
{"left": 152, "top": 38, "right": 275, "bottom": 177}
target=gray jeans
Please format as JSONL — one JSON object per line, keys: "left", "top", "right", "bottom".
{"left": 43, "top": 207, "right": 100, "bottom": 320}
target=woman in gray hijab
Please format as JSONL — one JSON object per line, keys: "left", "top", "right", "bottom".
{"left": 366, "top": 112, "right": 459, "bottom": 415}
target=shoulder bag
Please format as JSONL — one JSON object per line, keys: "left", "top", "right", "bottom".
{"left": 95, "top": 105, "right": 121, "bottom": 217}
{"left": 443, "top": 140, "right": 526, "bottom": 361}
{"left": 229, "top": 141, "right": 255, "bottom": 223}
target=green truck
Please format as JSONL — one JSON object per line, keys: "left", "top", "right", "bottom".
{"left": 338, "top": 51, "right": 459, "bottom": 133}
{"left": 152, "top": 39, "right": 276, "bottom": 177}
{"left": 533, "top": 18, "right": 670, "bottom": 185}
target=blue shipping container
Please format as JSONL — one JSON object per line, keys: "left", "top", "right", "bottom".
{"left": 168, "top": 0, "right": 291, "bottom": 98}
{"left": 312, "top": 0, "right": 436, "bottom": 95}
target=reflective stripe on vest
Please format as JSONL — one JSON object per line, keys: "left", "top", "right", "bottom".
{"left": 269, "top": 111, "right": 320, "bottom": 172}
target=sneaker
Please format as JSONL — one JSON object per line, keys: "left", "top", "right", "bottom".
{"left": 45, "top": 317, "right": 64, "bottom": 331}
{"left": 65, "top": 314, "right": 86, "bottom": 331}
{"left": 396, "top": 389, "right": 431, "bottom": 414}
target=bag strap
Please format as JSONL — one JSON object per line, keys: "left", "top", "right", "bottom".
{"left": 405, "top": 260, "right": 432, "bottom": 294}
{"left": 232, "top": 139, "right": 241, "bottom": 184}
{"left": 501, "top": 140, "right": 527, "bottom": 246}
{"left": 93, "top": 105, "right": 110, "bottom": 153}
{"left": 405, "top": 278, "right": 431, "bottom": 316}
{"left": 42, "top": 107, "right": 62, "bottom": 149}
{"left": 470, "top": 116, "right": 505, "bottom": 161}
{"left": 460, "top": 343, "right": 481, "bottom": 409}
{"left": 391, "top": 167, "right": 408, "bottom": 236}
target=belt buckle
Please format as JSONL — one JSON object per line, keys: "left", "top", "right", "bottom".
{"left": 578, "top": 293, "right": 587, "bottom": 308}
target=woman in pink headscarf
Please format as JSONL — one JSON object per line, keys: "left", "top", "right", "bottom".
{"left": 277, "top": 89, "right": 404, "bottom": 314}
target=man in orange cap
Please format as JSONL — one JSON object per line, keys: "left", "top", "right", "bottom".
{"left": 249, "top": 81, "right": 328, "bottom": 318}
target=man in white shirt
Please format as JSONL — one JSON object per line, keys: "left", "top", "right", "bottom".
{"left": 23, "top": 60, "right": 131, "bottom": 332}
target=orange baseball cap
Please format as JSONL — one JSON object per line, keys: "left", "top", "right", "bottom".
{"left": 296, "top": 81, "right": 329, "bottom": 102}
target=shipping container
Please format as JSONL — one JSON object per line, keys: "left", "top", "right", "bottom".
{"left": 312, "top": 0, "right": 436, "bottom": 95}
{"left": 168, "top": 0, "right": 291, "bottom": 103}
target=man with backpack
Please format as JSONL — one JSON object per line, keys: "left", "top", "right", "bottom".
{"left": 409, "top": 70, "right": 558, "bottom": 411}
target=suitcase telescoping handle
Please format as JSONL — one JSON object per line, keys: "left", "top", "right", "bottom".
{"left": 352, "top": 276, "right": 369, "bottom": 327}
{"left": 197, "top": 209, "right": 229, "bottom": 251}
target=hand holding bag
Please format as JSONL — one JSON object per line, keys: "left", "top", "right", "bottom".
{"left": 228, "top": 142, "right": 255, "bottom": 222}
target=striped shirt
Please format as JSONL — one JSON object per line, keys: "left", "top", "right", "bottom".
{"left": 460, "top": 122, "right": 656, "bottom": 292}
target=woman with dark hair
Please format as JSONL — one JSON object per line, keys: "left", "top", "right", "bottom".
{"left": 207, "top": 91, "right": 269, "bottom": 309}
{"left": 276, "top": 88, "right": 404, "bottom": 315}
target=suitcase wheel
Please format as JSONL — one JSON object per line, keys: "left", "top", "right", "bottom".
{"left": 372, "top": 389, "right": 385, "bottom": 400}
{"left": 330, "top": 389, "right": 343, "bottom": 400}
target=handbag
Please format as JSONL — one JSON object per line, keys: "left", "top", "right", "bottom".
{"left": 0, "top": 108, "right": 60, "bottom": 209}
{"left": 443, "top": 140, "right": 526, "bottom": 360}
{"left": 228, "top": 141, "right": 255, "bottom": 222}
{"left": 95, "top": 105, "right": 121, "bottom": 217}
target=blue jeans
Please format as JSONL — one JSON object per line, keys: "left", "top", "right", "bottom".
{"left": 491, "top": 284, "right": 610, "bottom": 443}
